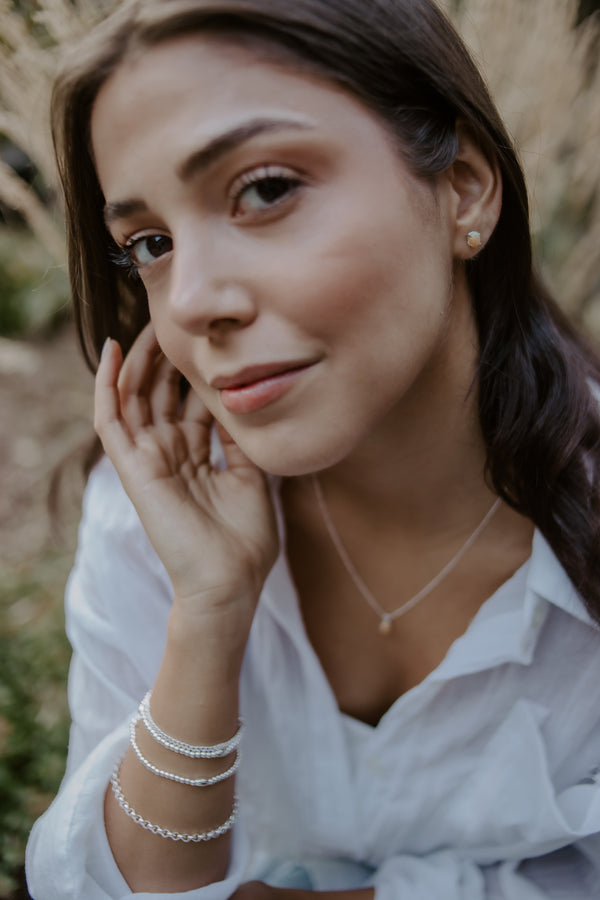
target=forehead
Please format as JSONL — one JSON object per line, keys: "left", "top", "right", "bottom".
{"left": 90, "top": 33, "right": 393, "bottom": 181}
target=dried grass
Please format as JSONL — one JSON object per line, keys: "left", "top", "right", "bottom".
{"left": 0, "top": 0, "right": 598, "bottom": 336}
{"left": 0, "top": 0, "right": 117, "bottom": 253}
{"left": 441, "top": 0, "right": 600, "bottom": 337}
{"left": 0, "top": 158, "right": 63, "bottom": 258}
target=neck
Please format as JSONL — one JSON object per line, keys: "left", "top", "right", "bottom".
{"left": 313, "top": 313, "right": 493, "bottom": 537}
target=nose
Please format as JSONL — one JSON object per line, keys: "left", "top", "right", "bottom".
{"left": 167, "top": 230, "right": 257, "bottom": 338}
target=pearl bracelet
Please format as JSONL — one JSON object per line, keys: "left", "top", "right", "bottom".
{"left": 110, "top": 756, "right": 238, "bottom": 842}
{"left": 139, "top": 691, "right": 243, "bottom": 758}
{"left": 129, "top": 713, "right": 240, "bottom": 786}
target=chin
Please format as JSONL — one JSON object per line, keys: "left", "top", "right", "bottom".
{"left": 233, "top": 428, "right": 358, "bottom": 479}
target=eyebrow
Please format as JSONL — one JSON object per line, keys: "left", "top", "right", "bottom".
{"left": 104, "top": 197, "right": 148, "bottom": 226}
{"left": 103, "top": 117, "right": 314, "bottom": 227}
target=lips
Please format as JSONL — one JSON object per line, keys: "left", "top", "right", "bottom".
{"left": 210, "top": 360, "right": 310, "bottom": 390}
{"left": 210, "top": 360, "right": 315, "bottom": 414}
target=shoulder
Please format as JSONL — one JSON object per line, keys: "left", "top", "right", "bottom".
{"left": 81, "top": 453, "right": 145, "bottom": 535}
{"left": 76, "top": 454, "right": 170, "bottom": 578}
{"left": 66, "top": 455, "right": 173, "bottom": 692}
{"left": 69, "top": 454, "right": 173, "bottom": 625}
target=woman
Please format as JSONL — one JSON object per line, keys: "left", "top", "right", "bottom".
{"left": 26, "top": 0, "right": 600, "bottom": 897}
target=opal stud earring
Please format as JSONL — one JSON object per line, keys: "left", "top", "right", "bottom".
{"left": 466, "top": 230, "right": 482, "bottom": 250}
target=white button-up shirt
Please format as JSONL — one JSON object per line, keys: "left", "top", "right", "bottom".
{"left": 26, "top": 457, "right": 600, "bottom": 899}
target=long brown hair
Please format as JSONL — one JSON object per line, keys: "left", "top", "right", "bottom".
{"left": 51, "top": 0, "right": 600, "bottom": 619}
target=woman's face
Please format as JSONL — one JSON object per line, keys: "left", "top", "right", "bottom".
{"left": 91, "top": 35, "right": 475, "bottom": 476}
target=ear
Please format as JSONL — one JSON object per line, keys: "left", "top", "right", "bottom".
{"left": 446, "top": 122, "right": 502, "bottom": 260}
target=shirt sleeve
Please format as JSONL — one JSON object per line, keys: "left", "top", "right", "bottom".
{"left": 369, "top": 843, "right": 600, "bottom": 900}
{"left": 25, "top": 457, "right": 250, "bottom": 900}
{"left": 247, "top": 843, "right": 599, "bottom": 898}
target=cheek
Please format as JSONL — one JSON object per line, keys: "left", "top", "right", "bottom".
{"left": 147, "top": 303, "right": 194, "bottom": 378}
{"left": 275, "top": 214, "right": 443, "bottom": 343}
{"left": 302, "top": 177, "right": 440, "bottom": 313}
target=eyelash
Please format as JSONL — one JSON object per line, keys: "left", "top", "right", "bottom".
{"left": 110, "top": 244, "right": 144, "bottom": 280}
{"left": 228, "top": 164, "right": 303, "bottom": 215}
{"left": 110, "top": 165, "right": 304, "bottom": 277}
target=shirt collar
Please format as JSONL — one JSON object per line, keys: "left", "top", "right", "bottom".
{"left": 261, "top": 477, "right": 597, "bottom": 680}
{"left": 429, "top": 529, "right": 596, "bottom": 682}
{"left": 527, "top": 529, "right": 595, "bottom": 627}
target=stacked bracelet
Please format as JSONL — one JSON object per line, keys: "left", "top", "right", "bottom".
{"left": 139, "top": 691, "right": 243, "bottom": 758}
{"left": 110, "top": 756, "right": 238, "bottom": 843}
{"left": 112, "top": 691, "right": 243, "bottom": 840}
{"left": 129, "top": 713, "right": 240, "bottom": 786}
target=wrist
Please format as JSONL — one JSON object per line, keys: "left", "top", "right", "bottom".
{"left": 164, "top": 611, "right": 247, "bottom": 686}
{"left": 169, "top": 585, "right": 256, "bottom": 646}
{"left": 150, "top": 639, "right": 242, "bottom": 750}
{"left": 172, "top": 577, "right": 259, "bottom": 625}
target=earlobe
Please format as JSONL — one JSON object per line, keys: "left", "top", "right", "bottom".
{"left": 448, "top": 123, "right": 502, "bottom": 259}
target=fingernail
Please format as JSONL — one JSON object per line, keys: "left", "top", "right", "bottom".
{"left": 101, "top": 337, "right": 112, "bottom": 360}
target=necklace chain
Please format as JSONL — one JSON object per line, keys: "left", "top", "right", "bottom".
{"left": 311, "top": 476, "right": 501, "bottom": 635}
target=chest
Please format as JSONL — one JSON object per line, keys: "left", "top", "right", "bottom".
{"left": 280, "top": 478, "right": 535, "bottom": 725}
{"left": 286, "top": 529, "right": 530, "bottom": 726}
{"left": 297, "top": 572, "right": 491, "bottom": 724}
{"left": 240, "top": 607, "right": 594, "bottom": 868}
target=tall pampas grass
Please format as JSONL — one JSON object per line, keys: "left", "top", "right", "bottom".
{"left": 0, "top": 0, "right": 599, "bottom": 336}
{"left": 0, "top": 0, "right": 116, "bottom": 257}
{"left": 441, "top": 0, "right": 600, "bottom": 339}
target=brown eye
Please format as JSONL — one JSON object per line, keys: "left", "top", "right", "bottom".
{"left": 232, "top": 174, "right": 302, "bottom": 217}
{"left": 254, "top": 177, "right": 295, "bottom": 204}
{"left": 129, "top": 234, "right": 173, "bottom": 268}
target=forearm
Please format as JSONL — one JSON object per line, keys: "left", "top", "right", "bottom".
{"left": 104, "top": 602, "right": 250, "bottom": 893}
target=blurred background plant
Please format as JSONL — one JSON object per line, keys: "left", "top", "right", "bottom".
{"left": 0, "top": 0, "right": 598, "bottom": 897}
{"left": 0, "top": 559, "right": 72, "bottom": 897}
{"left": 0, "top": 0, "right": 115, "bottom": 337}
{"left": 0, "top": 2, "right": 115, "bottom": 896}
{"left": 444, "top": 0, "right": 600, "bottom": 338}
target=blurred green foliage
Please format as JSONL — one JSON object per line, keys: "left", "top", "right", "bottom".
{"left": 0, "top": 556, "right": 71, "bottom": 897}
{"left": 0, "top": 227, "right": 69, "bottom": 337}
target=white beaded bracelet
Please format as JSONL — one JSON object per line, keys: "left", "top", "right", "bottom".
{"left": 129, "top": 714, "right": 240, "bottom": 786}
{"left": 139, "top": 691, "right": 243, "bottom": 759}
{"left": 110, "top": 756, "right": 238, "bottom": 842}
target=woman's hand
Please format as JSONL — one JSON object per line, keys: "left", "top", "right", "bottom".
{"left": 95, "top": 323, "right": 279, "bottom": 628}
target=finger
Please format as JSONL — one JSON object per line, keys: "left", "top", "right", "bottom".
{"left": 94, "top": 338, "right": 135, "bottom": 458}
{"left": 180, "top": 383, "right": 214, "bottom": 426}
{"left": 214, "top": 420, "right": 259, "bottom": 473}
{"left": 148, "top": 353, "right": 184, "bottom": 423}
{"left": 179, "top": 386, "right": 216, "bottom": 468}
{"left": 117, "top": 321, "right": 162, "bottom": 431}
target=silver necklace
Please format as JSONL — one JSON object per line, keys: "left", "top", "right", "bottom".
{"left": 312, "top": 475, "right": 501, "bottom": 635}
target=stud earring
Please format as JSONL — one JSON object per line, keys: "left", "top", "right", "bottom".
{"left": 466, "top": 230, "right": 482, "bottom": 250}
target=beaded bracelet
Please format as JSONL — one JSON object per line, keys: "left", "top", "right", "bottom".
{"left": 139, "top": 691, "right": 243, "bottom": 759}
{"left": 110, "top": 756, "right": 238, "bottom": 842}
{"left": 129, "top": 714, "right": 240, "bottom": 786}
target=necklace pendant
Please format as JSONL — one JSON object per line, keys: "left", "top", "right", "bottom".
{"left": 312, "top": 476, "right": 501, "bottom": 643}
{"left": 378, "top": 617, "right": 392, "bottom": 636}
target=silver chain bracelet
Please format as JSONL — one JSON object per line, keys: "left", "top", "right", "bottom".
{"left": 110, "top": 756, "right": 238, "bottom": 842}
{"left": 139, "top": 691, "right": 243, "bottom": 759}
{"left": 129, "top": 713, "right": 240, "bottom": 786}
